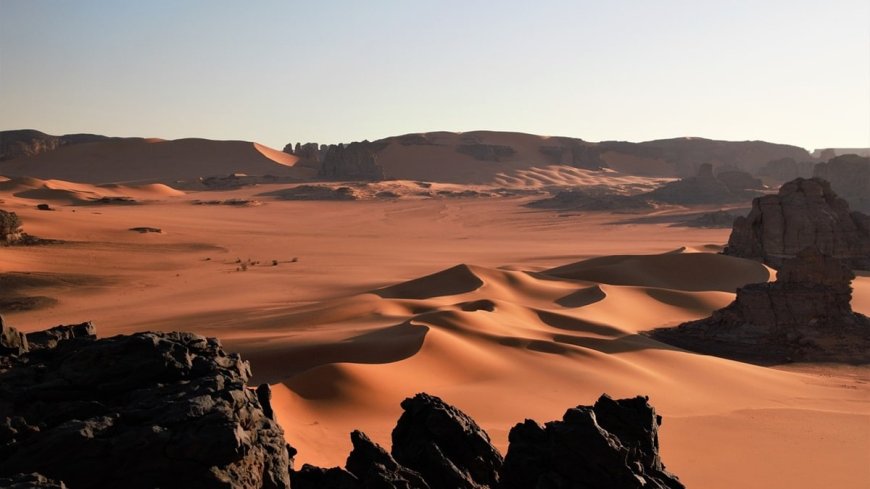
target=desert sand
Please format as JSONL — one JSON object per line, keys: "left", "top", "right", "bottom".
{"left": 2, "top": 178, "right": 869, "bottom": 489}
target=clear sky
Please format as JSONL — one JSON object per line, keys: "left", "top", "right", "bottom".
{"left": 1, "top": 0, "right": 868, "bottom": 151}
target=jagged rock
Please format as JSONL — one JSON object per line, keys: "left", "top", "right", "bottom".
{"left": 0, "top": 317, "right": 28, "bottom": 356}
{"left": 500, "top": 394, "right": 683, "bottom": 489}
{"left": 0, "top": 473, "right": 68, "bottom": 488}
{"left": 391, "top": 393, "right": 503, "bottom": 489}
{"left": 644, "top": 163, "right": 762, "bottom": 205}
{"left": 813, "top": 154, "right": 870, "bottom": 212}
{"left": 24, "top": 321, "right": 96, "bottom": 351}
{"left": 290, "top": 465, "right": 360, "bottom": 489}
{"left": 346, "top": 431, "right": 429, "bottom": 488}
{"left": 723, "top": 178, "right": 870, "bottom": 269}
{"left": 0, "top": 323, "right": 292, "bottom": 489}
{"left": 757, "top": 157, "right": 813, "bottom": 182}
{"left": 294, "top": 393, "right": 683, "bottom": 489}
{"left": 319, "top": 142, "right": 386, "bottom": 181}
{"left": 0, "top": 210, "right": 22, "bottom": 245}
{"left": 653, "top": 248, "right": 870, "bottom": 363}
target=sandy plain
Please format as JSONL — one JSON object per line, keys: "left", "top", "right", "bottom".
{"left": 1, "top": 178, "right": 868, "bottom": 489}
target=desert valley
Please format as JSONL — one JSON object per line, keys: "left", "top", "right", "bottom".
{"left": 1, "top": 129, "right": 869, "bottom": 489}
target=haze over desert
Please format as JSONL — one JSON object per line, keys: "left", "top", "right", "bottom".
{"left": 2, "top": 2, "right": 869, "bottom": 489}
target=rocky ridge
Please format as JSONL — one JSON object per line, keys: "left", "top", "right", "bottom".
{"left": 0, "top": 318, "right": 292, "bottom": 489}
{"left": 292, "top": 392, "right": 683, "bottom": 489}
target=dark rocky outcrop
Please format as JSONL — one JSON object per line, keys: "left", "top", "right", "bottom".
{"left": 501, "top": 394, "right": 683, "bottom": 489}
{"left": 260, "top": 185, "right": 358, "bottom": 201}
{"left": 644, "top": 164, "right": 763, "bottom": 205}
{"left": 294, "top": 393, "right": 682, "bottom": 489}
{"left": 0, "top": 210, "right": 22, "bottom": 245}
{"left": 319, "top": 142, "right": 387, "bottom": 181}
{"left": 0, "top": 319, "right": 292, "bottom": 489}
{"left": 813, "top": 154, "right": 870, "bottom": 212}
{"left": 392, "top": 393, "right": 503, "bottom": 489}
{"left": 652, "top": 248, "right": 870, "bottom": 363}
{"left": 526, "top": 189, "right": 652, "bottom": 212}
{"left": 723, "top": 178, "right": 870, "bottom": 269}
{"left": 347, "top": 430, "right": 429, "bottom": 488}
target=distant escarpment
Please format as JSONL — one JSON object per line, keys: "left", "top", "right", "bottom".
{"left": 0, "top": 130, "right": 113, "bottom": 162}
{"left": 0, "top": 318, "right": 292, "bottom": 489}
{"left": 723, "top": 177, "right": 870, "bottom": 269}
{"left": 813, "top": 154, "right": 870, "bottom": 212}
{"left": 293, "top": 392, "right": 683, "bottom": 489}
{"left": 652, "top": 248, "right": 870, "bottom": 364}
{"left": 284, "top": 131, "right": 813, "bottom": 183}
{"left": 643, "top": 163, "right": 764, "bottom": 205}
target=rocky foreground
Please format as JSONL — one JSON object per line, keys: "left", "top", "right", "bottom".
{"left": 0, "top": 318, "right": 683, "bottom": 489}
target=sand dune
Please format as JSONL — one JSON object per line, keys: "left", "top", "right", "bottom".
{"left": 0, "top": 176, "right": 184, "bottom": 204}
{"left": 0, "top": 138, "right": 309, "bottom": 184}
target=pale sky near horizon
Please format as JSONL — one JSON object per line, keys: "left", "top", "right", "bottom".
{"left": 1, "top": 0, "right": 868, "bottom": 151}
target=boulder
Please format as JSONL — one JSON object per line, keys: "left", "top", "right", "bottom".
{"left": 500, "top": 394, "right": 683, "bottom": 489}
{"left": 346, "top": 431, "right": 429, "bottom": 488}
{"left": 391, "top": 393, "right": 503, "bottom": 489}
{"left": 0, "top": 323, "right": 292, "bottom": 489}
{"left": 723, "top": 178, "right": 870, "bottom": 269}
{"left": 653, "top": 248, "right": 870, "bottom": 363}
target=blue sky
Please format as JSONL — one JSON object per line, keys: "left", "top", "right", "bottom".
{"left": 1, "top": 0, "right": 868, "bottom": 150}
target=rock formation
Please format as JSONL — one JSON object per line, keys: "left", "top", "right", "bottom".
{"left": 652, "top": 248, "right": 870, "bottom": 363}
{"left": 318, "top": 142, "right": 386, "bottom": 181}
{"left": 0, "top": 319, "right": 293, "bottom": 489}
{"left": 0, "top": 210, "right": 22, "bottom": 245}
{"left": 500, "top": 394, "right": 684, "bottom": 489}
{"left": 644, "top": 163, "right": 763, "bottom": 205}
{"left": 392, "top": 393, "right": 503, "bottom": 489}
{"left": 813, "top": 154, "right": 870, "bottom": 212}
{"left": 723, "top": 178, "right": 870, "bottom": 269}
{"left": 292, "top": 393, "right": 683, "bottom": 489}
